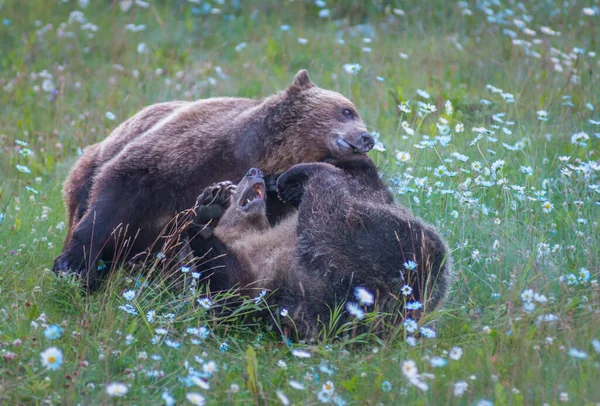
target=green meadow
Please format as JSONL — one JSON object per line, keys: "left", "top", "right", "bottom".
{"left": 0, "top": 0, "right": 598, "bottom": 404}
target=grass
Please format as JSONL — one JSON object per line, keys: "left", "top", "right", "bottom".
{"left": 0, "top": 0, "right": 599, "bottom": 404}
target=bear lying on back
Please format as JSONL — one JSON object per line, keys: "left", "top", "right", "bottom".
{"left": 188, "top": 156, "right": 453, "bottom": 339}
{"left": 53, "top": 70, "right": 375, "bottom": 291}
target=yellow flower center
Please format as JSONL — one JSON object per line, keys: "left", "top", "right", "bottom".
{"left": 48, "top": 356, "right": 56, "bottom": 363}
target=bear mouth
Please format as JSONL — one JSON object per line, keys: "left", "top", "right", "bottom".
{"left": 239, "top": 181, "right": 265, "bottom": 210}
{"left": 336, "top": 138, "right": 360, "bottom": 154}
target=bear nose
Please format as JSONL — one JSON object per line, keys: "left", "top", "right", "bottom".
{"left": 246, "top": 168, "right": 263, "bottom": 178}
{"left": 358, "top": 132, "right": 375, "bottom": 153}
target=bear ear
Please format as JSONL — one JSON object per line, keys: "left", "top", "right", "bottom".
{"left": 290, "top": 69, "right": 315, "bottom": 91}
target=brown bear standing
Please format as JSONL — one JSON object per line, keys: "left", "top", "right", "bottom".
{"left": 53, "top": 70, "right": 375, "bottom": 291}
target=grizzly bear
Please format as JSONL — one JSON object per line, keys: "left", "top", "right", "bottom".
{"left": 188, "top": 156, "right": 453, "bottom": 339}
{"left": 53, "top": 70, "right": 375, "bottom": 291}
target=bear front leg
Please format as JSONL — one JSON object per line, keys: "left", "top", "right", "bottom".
{"left": 52, "top": 182, "right": 143, "bottom": 291}
{"left": 276, "top": 162, "right": 342, "bottom": 206}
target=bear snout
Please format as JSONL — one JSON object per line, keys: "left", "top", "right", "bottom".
{"left": 245, "top": 168, "right": 263, "bottom": 178}
{"left": 358, "top": 132, "right": 375, "bottom": 153}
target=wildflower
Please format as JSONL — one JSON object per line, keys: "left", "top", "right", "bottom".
{"left": 289, "top": 380, "right": 306, "bottom": 390}
{"left": 280, "top": 24, "right": 290, "bottom": 31}
{"left": 186, "top": 392, "right": 206, "bottom": 405}
{"left": 16, "top": 165, "right": 31, "bottom": 174}
{"left": 354, "top": 287, "right": 374, "bottom": 305}
{"left": 591, "top": 339, "right": 600, "bottom": 353}
{"left": 162, "top": 391, "right": 175, "bottom": 406}
{"left": 291, "top": 349, "right": 311, "bottom": 359}
{"left": 401, "top": 121, "right": 414, "bottom": 135}
{"left": 197, "top": 297, "right": 212, "bottom": 309}
{"left": 567, "top": 348, "right": 588, "bottom": 359}
{"left": 571, "top": 132, "right": 589, "bottom": 146}
{"left": 342, "top": 63, "right": 361, "bottom": 74}
{"left": 449, "top": 347, "right": 463, "bottom": 360}
{"left": 219, "top": 342, "right": 229, "bottom": 352}
{"left": 454, "top": 381, "right": 468, "bottom": 397}
{"left": 471, "top": 161, "right": 482, "bottom": 171}
{"left": 523, "top": 302, "right": 535, "bottom": 313}
{"left": 583, "top": 7, "right": 596, "bottom": 16}
{"left": 254, "top": 289, "right": 267, "bottom": 304}
{"left": 434, "top": 165, "right": 449, "bottom": 177}
{"left": 455, "top": 122, "right": 464, "bottom": 132}
{"left": 322, "top": 381, "right": 335, "bottom": 395}
{"left": 137, "top": 42, "right": 147, "bottom": 54}
{"left": 520, "top": 166, "right": 533, "bottom": 175}
{"left": 533, "top": 293, "right": 547, "bottom": 303}
{"left": 399, "top": 101, "right": 412, "bottom": 113}
{"left": 430, "top": 356, "right": 447, "bottom": 367}
{"left": 521, "top": 289, "right": 534, "bottom": 303}
{"left": 421, "top": 103, "right": 437, "bottom": 114}
{"left": 122, "top": 290, "right": 135, "bottom": 301}
{"left": 190, "top": 376, "right": 210, "bottom": 390}
{"left": 491, "top": 159, "right": 505, "bottom": 172}
{"left": 579, "top": 268, "right": 590, "bottom": 282}
{"left": 403, "top": 260, "right": 417, "bottom": 270}
{"left": 565, "top": 273, "right": 579, "bottom": 285}
{"left": 444, "top": 100, "right": 453, "bottom": 115}
{"left": 317, "top": 390, "right": 333, "bottom": 403}
{"left": 235, "top": 42, "right": 247, "bottom": 52}
{"left": 346, "top": 302, "right": 365, "bottom": 319}
{"left": 420, "top": 327, "right": 436, "bottom": 338}
{"left": 402, "top": 360, "right": 428, "bottom": 391}
{"left": 396, "top": 151, "right": 411, "bottom": 162}
{"left": 560, "top": 392, "right": 569, "bottom": 402}
{"left": 405, "top": 336, "right": 417, "bottom": 346}
{"left": 541, "top": 201, "right": 553, "bottom": 213}
{"left": 401, "top": 285, "right": 412, "bottom": 296}
{"left": 381, "top": 381, "right": 392, "bottom": 392}
{"left": 406, "top": 301, "right": 423, "bottom": 311}
{"left": 537, "top": 110, "right": 548, "bottom": 121}
{"left": 118, "top": 304, "right": 138, "bottom": 315}
{"left": 105, "top": 382, "right": 128, "bottom": 397}
{"left": 105, "top": 112, "right": 116, "bottom": 120}
{"left": 404, "top": 318, "right": 418, "bottom": 333}
{"left": 280, "top": 308, "right": 289, "bottom": 317}
{"left": 278, "top": 360, "right": 287, "bottom": 369}
{"left": 40, "top": 347, "right": 63, "bottom": 370}
{"left": 297, "top": 38, "right": 308, "bottom": 44}
{"left": 44, "top": 324, "right": 63, "bottom": 340}
{"left": 164, "top": 339, "right": 181, "bottom": 349}
{"left": 401, "top": 360, "right": 418, "bottom": 378}
{"left": 203, "top": 360, "right": 217, "bottom": 375}
{"left": 146, "top": 310, "right": 156, "bottom": 323}
{"left": 416, "top": 89, "right": 430, "bottom": 99}
{"left": 19, "top": 148, "right": 33, "bottom": 157}
{"left": 277, "top": 390, "right": 290, "bottom": 405}
{"left": 318, "top": 9, "right": 330, "bottom": 18}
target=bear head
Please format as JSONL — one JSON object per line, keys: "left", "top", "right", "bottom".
{"left": 260, "top": 70, "right": 375, "bottom": 174}
{"left": 216, "top": 168, "right": 270, "bottom": 235}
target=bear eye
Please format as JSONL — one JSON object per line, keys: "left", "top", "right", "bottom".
{"left": 342, "top": 108, "right": 353, "bottom": 118}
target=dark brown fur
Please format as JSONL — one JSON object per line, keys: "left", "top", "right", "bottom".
{"left": 54, "top": 70, "right": 375, "bottom": 291}
{"left": 189, "top": 156, "right": 453, "bottom": 339}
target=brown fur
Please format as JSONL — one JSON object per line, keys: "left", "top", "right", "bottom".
{"left": 54, "top": 70, "right": 375, "bottom": 291}
{"left": 189, "top": 156, "right": 453, "bottom": 339}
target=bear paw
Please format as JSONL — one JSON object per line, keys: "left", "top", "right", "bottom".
{"left": 277, "top": 163, "right": 340, "bottom": 206}
{"left": 193, "top": 181, "right": 236, "bottom": 226}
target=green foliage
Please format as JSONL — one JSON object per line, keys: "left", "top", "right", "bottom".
{"left": 0, "top": 0, "right": 598, "bottom": 404}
